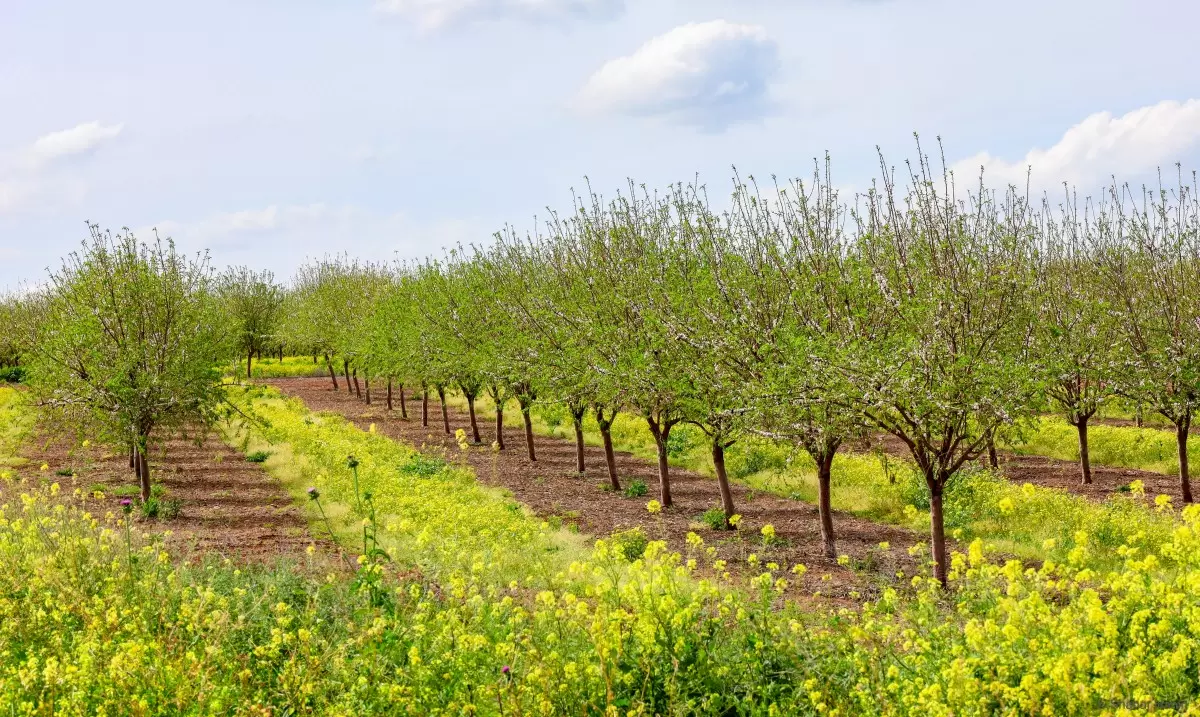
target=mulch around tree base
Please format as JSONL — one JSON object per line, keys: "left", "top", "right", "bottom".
{"left": 10, "top": 424, "right": 332, "bottom": 565}
{"left": 268, "top": 377, "right": 937, "bottom": 601}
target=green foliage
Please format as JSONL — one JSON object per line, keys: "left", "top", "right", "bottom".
{"left": 623, "top": 480, "right": 648, "bottom": 498}
{"left": 610, "top": 527, "right": 649, "bottom": 561}
{"left": 245, "top": 450, "right": 271, "bottom": 463}
{"left": 699, "top": 508, "right": 731, "bottom": 531}
{"left": 0, "top": 366, "right": 25, "bottom": 383}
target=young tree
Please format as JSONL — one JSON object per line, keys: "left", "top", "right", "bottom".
{"left": 852, "top": 146, "right": 1038, "bottom": 586}
{"left": 1094, "top": 174, "right": 1200, "bottom": 503}
{"left": 1031, "top": 194, "right": 1117, "bottom": 485}
{"left": 220, "top": 267, "right": 283, "bottom": 379}
{"left": 24, "top": 225, "right": 228, "bottom": 501}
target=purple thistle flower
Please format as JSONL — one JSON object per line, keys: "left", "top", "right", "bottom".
{"left": 120, "top": 499, "right": 132, "bottom": 506}
{"left": 307, "top": 487, "right": 320, "bottom": 500}
{"left": 501, "top": 665, "right": 511, "bottom": 675}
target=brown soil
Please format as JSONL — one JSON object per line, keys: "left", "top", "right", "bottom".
{"left": 10, "top": 422, "right": 333, "bottom": 565}
{"left": 855, "top": 431, "right": 1185, "bottom": 504}
{"left": 269, "top": 378, "right": 936, "bottom": 602}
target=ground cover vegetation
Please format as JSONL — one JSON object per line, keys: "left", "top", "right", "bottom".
{"left": 5, "top": 147, "right": 1200, "bottom": 712}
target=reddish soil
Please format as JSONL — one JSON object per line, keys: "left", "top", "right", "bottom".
{"left": 856, "top": 432, "right": 1186, "bottom": 504}
{"left": 269, "top": 377, "right": 936, "bottom": 601}
{"left": 10, "top": 422, "right": 335, "bottom": 565}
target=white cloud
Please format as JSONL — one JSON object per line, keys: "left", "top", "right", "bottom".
{"left": 952, "top": 99, "right": 1200, "bottom": 194}
{"left": 374, "top": 0, "right": 622, "bottom": 29}
{"left": 25, "top": 122, "right": 124, "bottom": 168}
{"left": 576, "top": 20, "right": 780, "bottom": 131}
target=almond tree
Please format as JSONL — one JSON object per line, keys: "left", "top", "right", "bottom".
{"left": 24, "top": 225, "right": 228, "bottom": 501}
{"left": 853, "top": 146, "right": 1038, "bottom": 586}
{"left": 1093, "top": 174, "right": 1200, "bottom": 503}
{"left": 220, "top": 267, "right": 282, "bottom": 379}
{"left": 1031, "top": 194, "right": 1117, "bottom": 484}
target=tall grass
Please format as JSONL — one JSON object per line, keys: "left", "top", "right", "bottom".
{"left": 1010, "top": 415, "right": 1193, "bottom": 476}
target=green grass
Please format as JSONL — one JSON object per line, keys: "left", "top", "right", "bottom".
{"left": 224, "top": 355, "right": 329, "bottom": 380}
{"left": 1010, "top": 415, "right": 1192, "bottom": 477}
{"left": 0, "top": 387, "right": 33, "bottom": 469}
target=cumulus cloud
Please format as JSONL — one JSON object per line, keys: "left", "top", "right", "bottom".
{"left": 951, "top": 99, "right": 1200, "bottom": 194}
{"left": 374, "top": 0, "right": 622, "bottom": 29}
{"left": 25, "top": 122, "right": 124, "bottom": 168}
{"left": 576, "top": 20, "right": 780, "bottom": 131}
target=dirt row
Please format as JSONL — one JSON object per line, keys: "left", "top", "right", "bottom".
{"left": 269, "top": 378, "right": 933, "bottom": 601}
{"left": 10, "top": 421, "right": 331, "bottom": 564}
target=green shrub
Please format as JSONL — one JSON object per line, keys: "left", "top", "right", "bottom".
{"left": 699, "top": 508, "right": 731, "bottom": 530}
{"left": 610, "top": 527, "right": 649, "bottom": 561}
{"left": 623, "top": 480, "right": 648, "bottom": 498}
{"left": 245, "top": 450, "right": 271, "bottom": 463}
{"left": 0, "top": 366, "right": 25, "bottom": 383}
{"left": 400, "top": 454, "right": 446, "bottom": 477}
{"left": 140, "top": 496, "right": 182, "bottom": 520}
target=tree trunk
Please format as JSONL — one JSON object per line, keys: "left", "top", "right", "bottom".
{"left": 495, "top": 403, "right": 506, "bottom": 450}
{"left": 352, "top": 370, "right": 362, "bottom": 400}
{"left": 987, "top": 437, "right": 998, "bottom": 469}
{"left": 1076, "top": 417, "right": 1092, "bottom": 485}
{"left": 522, "top": 407, "right": 536, "bottom": 462}
{"left": 246, "top": 347, "right": 253, "bottom": 379}
{"left": 600, "top": 423, "right": 620, "bottom": 491}
{"left": 364, "top": 377, "right": 371, "bottom": 405}
{"left": 1136, "top": 404, "right": 1144, "bottom": 428}
{"left": 386, "top": 379, "right": 393, "bottom": 411}
{"left": 573, "top": 414, "right": 586, "bottom": 474}
{"left": 399, "top": 384, "right": 408, "bottom": 419}
{"left": 711, "top": 439, "right": 736, "bottom": 529}
{"left": 129, "top": 443, "right": 135, "bottom": 469}
{"left": 647, "top": 419, "right": 673, "bottom": 508}
{"left": 137, "top": 439, "right": 151, "bottom": 503}
{"left": 422, "top": 388, "right": 429, "bottom": 427}
{"left": 343, "top": 360, "right": 352, "bottom": 394}
{"left": 816, "top": 451, "right": 836, "bottom": 559}
{"left": 1177, "top": 418, "right": 1193, "bottom": 504}
{"left": 438, "top": 388, "right": 450, "bottom": 434}
{"left": 467, "top": 395, "right": 481, "bottom": 444}
{"left": 930, "top": 487, "right": 948, "bottom": 588}
{"left": 326, "top": 354, "right": 338, "bottom": 390}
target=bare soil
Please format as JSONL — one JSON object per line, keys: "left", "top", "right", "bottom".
{"left": 855, "top": 431, "right": 1186, "bottom": 504}
{"left": 270, "top": 377, "right": 937, "bottom": 602}
{"left": 11, "top": 422, "right": 334, "bottom": 565}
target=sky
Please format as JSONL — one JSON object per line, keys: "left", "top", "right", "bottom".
{"left": 3, "top": 0, "right": 1200, "bottom": 289}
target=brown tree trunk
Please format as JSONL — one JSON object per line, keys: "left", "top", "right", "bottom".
{"left": 352, "top": 370, "right": 362, "bottom": 400}
{"left": 386, "top": 379, "right": 393, "bottom": 411}
{"left": 343, "top": 360, "right": 352, "bottom": 394}
{"left": 711, "top": 439, "right": 736, "bottom": 529}
{"left": 573, "top": 413, "right": 586, "bottom": 474}
{"left": 422, "top": 388, "right": 429, "bottom": 427}
{"left": 438, "top": 388, "right": 450, "bottom": 434}
{"left": 817, "top": 451, "right": 836, "bottom": 559}
{"left": 1076, "top": 417, "right": 1092, "bottom": 485}
{"left": 600, "top": 423, "right": 620, "bottom": 491}
{"left": 987, "top": 437, "right": 998, "bottom": 469}
{"left": 399, "top": 384, "right": 408, "bottom": 419}
{"left": 1136, "top": 405, "right": 1144, "bottom": 428}
{"left": 495, "top": 403, "right": 506, "bottom": 450}
{"left": 364, "top": 377, "right": 371, "bottom": 405}
{"left": 247, "top": 347, "right": 253, "bottom": 379}
{"left": 647, "top": 418, "right": 673, "bottom": 508}
{"left": 137, "top": 438, "right": 151, "bottom": 502}
{"left": 326, "top": 354, "right": 338, "bottom": 391}
{"left": 467, "top": 395, "right": 481, "bottom": 444}
{"left": 1177, "top": 418, "right": 1193, "bottom": 504}
{"left": 522, "top": 407, "right": 536, "bottom": 462}
{"left": 930, "top": 486, "right": 948, "bottom": 588}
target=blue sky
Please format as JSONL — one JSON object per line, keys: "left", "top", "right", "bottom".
{"left": 3, "top": 0, "right": 1200, "bottom": 288}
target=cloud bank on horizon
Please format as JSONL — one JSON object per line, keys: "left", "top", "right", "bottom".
{"left": 3, "top": 0, "right": 1200, "bottom": 288}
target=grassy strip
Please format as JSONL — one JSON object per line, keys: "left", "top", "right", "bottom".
{"left": 224, "top": 356, "right": 328, "bottom": 380}
{"left": 446, "top": 393, "right": 1178, "bottom": 571}
{"left": 1010, "top": 415, "right": 1197, "bottom": 477}
{"left": 0, "top": 386, "right": 33, "bottom": 469}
